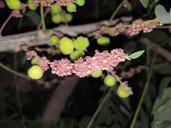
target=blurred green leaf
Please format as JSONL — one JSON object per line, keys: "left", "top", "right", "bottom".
{"left": 170, "top": 8, "right": 171, "bottom": 21}
{"left": 155, "top": 108, "right": 171, "bottom": 122}
{"left": 127, "top": 2, "right": 132, "bottom": 11}
{"left": 161, "top": 121, "right": 171, "bottom": 128}
{"left": 129, "top": 50, "right": 145, "bottom": 59}
{"left": 155, "top": 5, "right": 171, "bottom": 23}
{"left": 161, "top": 88, "right": 171, "bottom": 100}
{"left": 139, "top": 0, "right": 149, "bottom": 8}
{"left": 152, "top": 88, "right": 171, "bottom": 114}
{"left": 79, "top": 116, "right": 91, "bottom": 128}
{"left": 159, "top": 77, "right": 171, "bottom": 97}
{"left": 96, "top": 108, "right": 112, "bottom": 125}
{"left": 154, "top": 0, "right": 159, "bottom": 2}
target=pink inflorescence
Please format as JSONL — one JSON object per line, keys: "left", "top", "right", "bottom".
{"left": 73, "top": 49, "right": 126, "bottom": 77}
{"left": 27, "top": 49, "right": 127, "bottom": 77}
{"left": 55, "top": 0, "right": 73, "bottom": 6}
{"left": 37, "top": 57, "right": 51, "bottom": 72}
{"left": 50, "top": 59, "right": 73, "bottom": 76}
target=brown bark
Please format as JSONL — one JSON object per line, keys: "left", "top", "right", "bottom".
{"left": 42, "top": 75, "right": 80, "bottom": 123}
{"left": 0, "top": 17, "right": 131, "bottom": 52}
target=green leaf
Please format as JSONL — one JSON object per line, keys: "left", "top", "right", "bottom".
{"left": 139, "top": 0, "right": 149, "bottom": 8}
{"left": 155, "top": 5, "right": 171, "bottom": 23}
{"left": 159, "top": 77, "right": 171, "bottom": 98}
{"left": 161, "top": 121, "right": 171, "bottom": 128}
{"left": 127, "top": 2, "right": 132, "bottom": 11}
{"left": 79, "top": 116, "right": 91, "bottom": 128}
{"left": 155, "top": 108, "right": 171, "bottom": 122}
{"left": 129, "top": 50, "right": 145, "bottom": 59}
{"left": 154, "top": 0, "right": 159, "bottom": 2}
{"left": 170, "top": 8, "right": 171, "bottom": 21}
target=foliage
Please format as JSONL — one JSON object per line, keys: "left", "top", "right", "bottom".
{"left": 0, "top": 0, "right": 171, "bottom": 128}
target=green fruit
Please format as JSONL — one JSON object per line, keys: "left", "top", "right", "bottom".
{"left": 97, "top": 36, "right": 110, "bottom": 46}
{"left": 74, "top": 36, "right": 90, "bottom": 51}
{"left": 28, "top": 0, "right": 37, "bottom": 10}
{"left": 28, "top": 65, "right": 43, "bottom": 80}
{"left": 67, "top": 3, "right": 77, "bottom": 13}
{"left": 5, "top": 0, "right": 21, "bottom": 10}
{"left": 31, "top": 56, "right": 39, "bottom": 65}
{"left": 70, "top": 50, "right": 85, "bottom": 60}
{"left": 64, "top": 13, "right": 73, "bottom": 22}
{"left": 91, "top": 70, "right": 103, "bottom": 78}
{"left": 50, "top": 35, "right": 59, "bottom": 45}
{"left": 51, "top": 4, "right": 61, "bottom": 14}
{"left": 59, "top": 37, "right": 74, "bottom": 55}
{"left": 117, "top": 84, "right": 132, "bottom": 98}
{"left": 52, "top": 14, "right": 63, "bottom": 24}
{"left": 76, "top": 0, "right": 85, "bottom": 6}
{"left": 104, "top": 75, "right": 116, "bottom": 87}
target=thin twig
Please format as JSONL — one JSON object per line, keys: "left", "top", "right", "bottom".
{"left": 0, "top": 62, "right": 29, "bottom": 79}
{"left": 14, "top": 54, "right": 27, "bottom": 128}
{"left": 109, "top": 1, "right": 125, "bottom": 23}
{"left": 130, "top": 53, "right": 156, "bottom": 128}
{"left": 0, "top": 14, "right": 12, "bottom": 36}
{"left": 86, "top": 87, "right": 113, "bottom": 128}
{"left": 40, "top": 2, "right": 46, "bottom": 31}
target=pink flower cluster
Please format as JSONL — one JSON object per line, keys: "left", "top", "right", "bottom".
{"left": 55, "top": 0, "right": 73, "bottom": 6}
{"left": 27, "top": 49, "right": 127, "bottom": 77}
{"left": 28, "top": 0, "right": 73, "bottom": 7}
{"left": 94, "top": 20, "right": 162, "bottom": 38}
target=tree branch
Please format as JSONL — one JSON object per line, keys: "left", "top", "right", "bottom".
{"left": 42, "top": 75, "right": 80, "bottom": 123}
{"left": 0, "top": 17, "right": 132, "bottom": 52}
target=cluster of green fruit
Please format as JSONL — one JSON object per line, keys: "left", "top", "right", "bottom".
{"left": 91, "top": 71, "right": 132, "bottom": 98}
{"left": 27, "top": 56, "right": 43, "bottom": 80}
{"left": 66, "top": 0, "right": 85, "bottom": 13}
{"left": 50, "top": 35, "right": 90, "bottom": 60}
{"left": 51, "top": 4, "right": 73, "bottom": 24}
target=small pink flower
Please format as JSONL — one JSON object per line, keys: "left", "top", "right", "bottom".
{"left": 37, "top": 57, "right": 50, "bottom": 72}
{"left": 50, "top": 59, "right": 73, "bottom": 77}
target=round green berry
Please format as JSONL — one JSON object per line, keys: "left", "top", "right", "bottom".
{"left": 104, "top": 75, "right": 116, "bottom": 87}
{"left": 28, "top": 65, "right": 43, "bottom": 80}
{"left": 28, "top": 0, "right": 37, "bottom": 10}
{"left": 64, "top": 13, "right": 73, "bottom": 22}
{"left": 97, "top": 36, "right": 110, "bottom": 46}
{"left": 50, "top": 35, "right": 59, "bottom": 45}
{"left": 76, "top": 0, "right": 85, "bottom": 6}
{"left": 52, "top": 14, "right": 63, "bottom": 24}
{"left": 31, "top": 56, "right": 39, "bottom": 65}
{"left": 91, "top": 70, "right": 103, "bottom": 78}
{"left": 51, "top": 4, "right": 61, "bottom": 14}
{"left": 67, "top": 3, "right": 77, "bottom": 13}
{"left": 70, "top": 50, "right": 85, "bottom": 60}
{"left": 117, "top": 84, "right": 132, "bottom": 98}
{"left": 59, "top": 37, "right": 74, "bottom": 55}
{"left": 5, "top": 0, "right": 21, "bottom": 10}
{"left": 74, "top": 36, "right": 90, "bottom": 51}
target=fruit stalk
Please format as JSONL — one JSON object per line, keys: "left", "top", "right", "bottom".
{"left": 40, "top": 2, "right": 46, "bottom": 31}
